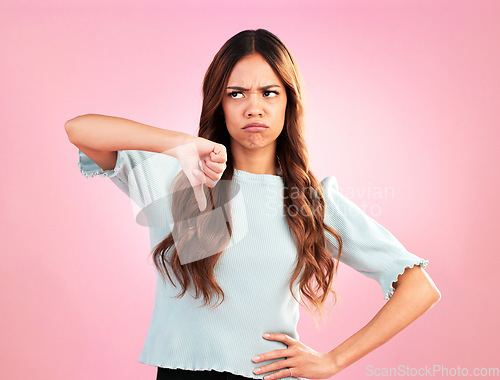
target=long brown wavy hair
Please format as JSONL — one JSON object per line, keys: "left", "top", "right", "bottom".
{"left": 151, "top": 29, "right": 343, "bottom": 326}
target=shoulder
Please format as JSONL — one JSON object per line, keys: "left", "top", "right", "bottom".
{"left": 320, "top": 176, "right": 340, "bottom": 204}
{"left": 320, "top": 176, "right": 339, "bottom": 191}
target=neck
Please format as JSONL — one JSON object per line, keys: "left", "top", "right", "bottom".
{"left": 230, "top": 141, "right": 281, "bottom": 175}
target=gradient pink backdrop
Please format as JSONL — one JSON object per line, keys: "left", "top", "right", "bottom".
{"left": 1, "top": 1, "right": 498, "bottom": 379}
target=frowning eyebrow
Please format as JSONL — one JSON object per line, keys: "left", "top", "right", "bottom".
{"left": 226, "top": 85, "right": 281, "bottom": 91}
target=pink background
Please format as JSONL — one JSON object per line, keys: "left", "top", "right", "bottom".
{"left": 1, "top": 1, "right": 498, "bottom": 379}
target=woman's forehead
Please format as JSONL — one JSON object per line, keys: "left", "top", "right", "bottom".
{"left": 227, "top": 54, "right": 283, "bottom": 87}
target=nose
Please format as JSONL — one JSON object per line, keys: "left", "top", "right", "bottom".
{"left": 246, "top": 93, "right": 263, "bottom": 117}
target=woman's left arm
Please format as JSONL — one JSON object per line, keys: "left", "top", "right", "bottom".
{"left": 253, "top": 178, "right": 441, "bottom": 379}
{"left": 252, "top": 266, "right": 440, "bottom": 380}
{"left": 326, "top": 265, "right": 441, "bottom": 376}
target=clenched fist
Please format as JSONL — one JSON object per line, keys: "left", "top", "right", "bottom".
{"left": 170, "top": 136, "right": 227, "bottom": 211}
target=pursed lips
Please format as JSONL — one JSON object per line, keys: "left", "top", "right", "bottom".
{"left": 243, "top": 122, "right": 269, "bottom": 129}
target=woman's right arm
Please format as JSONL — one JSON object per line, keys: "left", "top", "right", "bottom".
{"left": 64, "top": 113, "right": 192, "bottom": 171}
{"left": 65, "top": 113, "right": 227, "bottom": 211}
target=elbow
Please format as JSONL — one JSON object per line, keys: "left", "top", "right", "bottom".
{"left": 429, "top": 284, "right": 441, "bottom": 305}
{"left": 65, "top": 114, "right": 89, "bottom": 144}
{"left": 423, "top": 270, "right": 441, "bottom": 306}
{"left": 417, "top": 265, "right": 441, "bottom": 305}
{"left": 65, "top": 119, "right": 76, "bottom": 143}
{"left": 420, "top": 279, "right": 441, "bottom": 310}
{"left": 65, "top": 125, "right": 82, "bottom": 146}
{"left": 393, "top": 265, "right": 441, "bottom": 308}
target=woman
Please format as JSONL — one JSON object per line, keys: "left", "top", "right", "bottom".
{"left": 66, "top": 29, "right": 440, "bottom": 380}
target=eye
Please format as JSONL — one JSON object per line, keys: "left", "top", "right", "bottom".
{"left": 228, "top": 91, "right": 243, "bottom": 99}
{"left": 264, "top": 91, "right": 279, "bottom": 98}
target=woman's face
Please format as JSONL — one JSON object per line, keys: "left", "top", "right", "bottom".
{"left": 221, "top": 53, "right": 287, "bottom": 152}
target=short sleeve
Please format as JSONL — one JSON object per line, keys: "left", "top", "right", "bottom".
{"left": 77, "top": 149, "right": 182, "bottom": 227}
{"left": 321, "top": 176, "right": 429, "bottom": 300}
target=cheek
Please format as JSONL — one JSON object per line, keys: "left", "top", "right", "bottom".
{"left": 222, "top": 102, "right": 236, "bottom": 118}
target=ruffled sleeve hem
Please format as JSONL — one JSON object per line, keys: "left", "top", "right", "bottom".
{"left": 77, "top": 149, "right": 126, "bottom": 178}
{"left": 383, "top": 258, "right": 429, "bottom": 300}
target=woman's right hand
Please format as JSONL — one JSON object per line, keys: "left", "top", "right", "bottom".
{"left": 172, "top": 135, "right": 227, "bottom": 211}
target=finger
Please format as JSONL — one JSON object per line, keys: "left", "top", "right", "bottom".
{"left": 195, "top": 162, "right": 215, "bottom": 188}
{"left": 200, "top": 160, "right": 223, "bottom": 185}
{"left": 191, "top": 169, "right": 208, "bottom": 211}
{"left": 194, "top": 185, "right": 207, "bottom": 211}
{"left": 253, "top": 347, "right": 290, "bottom": 363}
{"left": 192, "top": 167, "right": 208, "bottom": 186}
{"left": 204, "top": 157, "right": 226, "bottom": 174}
{"left": 275, "top": 367, "right": 296, "bottom": 379}
{"left": 204, "top": 159, "right": 226, "bottom": 188}
{"left": 264, "top": 333, "right": 294, "bottom": 345}
{"left": 253, "top": 356, "right": 293, "bottom": 377}
{"left": 210, "top": 149, "right": 227, "bottom": 163}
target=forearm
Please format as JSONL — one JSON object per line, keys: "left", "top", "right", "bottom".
{"left": 65, "top": 113, "right": 192, "bottom": 157}
{"left": 328, "top": 266, "right": 440, "bottom": 375}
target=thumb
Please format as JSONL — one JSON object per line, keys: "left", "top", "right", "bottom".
{"left": 194, "top": 183, "right": 207, "bottom": 212}
{"left": 191, "top": 168, "right": 208, "bottom": 211}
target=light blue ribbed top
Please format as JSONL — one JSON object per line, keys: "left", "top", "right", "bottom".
{"left": 77, "top": 149, "right": 428, "bottom": 380}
